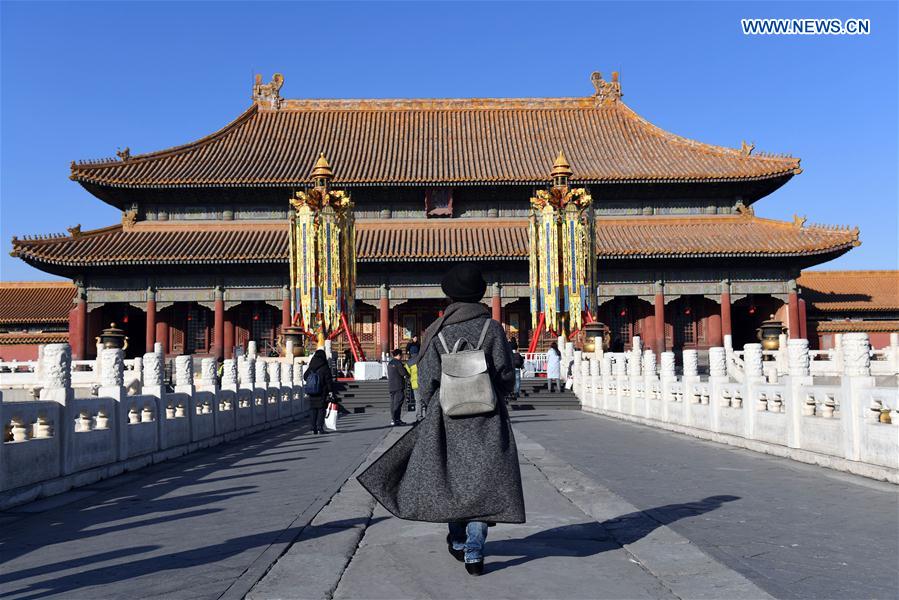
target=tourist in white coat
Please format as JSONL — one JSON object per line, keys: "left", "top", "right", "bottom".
{"left": 546, "top": 342, "right": 562, "bottom": 392}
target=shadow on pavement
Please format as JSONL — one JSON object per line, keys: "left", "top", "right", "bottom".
{"left": 487, "top": 495, "right": 740, "bottom": 572}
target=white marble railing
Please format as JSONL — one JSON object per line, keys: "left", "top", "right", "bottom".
{"left": 0, "top": 344, "right": 311, "bottom": 511}
{"left": 572, "top": 333, "right": 899, "bottom": 483}
{"left": 522, "top": 352, "right": 548, "bottom": 377}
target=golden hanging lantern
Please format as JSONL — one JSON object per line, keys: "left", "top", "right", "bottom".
{"left": 288, "top": 154, "right": 355, "bottom": 337}
{"left": 528, "top": 152, "right": 597, "bottom": 334}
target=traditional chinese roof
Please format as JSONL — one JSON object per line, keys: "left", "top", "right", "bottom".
{"left": 799, "top": 270, "right": 899, "bottom": 313}
{"left": 813, "top": 320, "right": 899, "bottom": 333}
{"left": 11, "top": 215, "right": 857, "bottom": 271}
{"left": 0, "top": 331, "right": 70, "bottom": 346}
{"left": 0, "top": 282, "right": 75, "bottom": 325}
{"left": 69, "top": 84, "right": 800, "bottom": 189}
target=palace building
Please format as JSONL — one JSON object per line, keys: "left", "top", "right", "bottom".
{"left": 9, "top": 72, "right": 869, "bottom": 361}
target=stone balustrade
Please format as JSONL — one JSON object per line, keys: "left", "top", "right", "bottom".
{"left": 573, "top": 333, "right": 899, "bottom": 483}
{"left": 0, "top": 344, "right": 310, "bottom": 511}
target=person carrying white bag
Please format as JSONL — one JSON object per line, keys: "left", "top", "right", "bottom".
{"left": 304, "top": 349, "right": 337, "bottom": 434}
{"left": 324, "top": 396, "right": 340, "bottom": 431}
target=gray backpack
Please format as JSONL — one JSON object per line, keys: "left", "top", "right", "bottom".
{"left": 437, "top": 320, "right": 497, "bottom": 417}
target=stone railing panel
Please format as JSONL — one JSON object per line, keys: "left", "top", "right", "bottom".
{"left": 159, "top": 392, "right": 191, "bottom": 450}
{"left": 1, "top": 398, "right": 62, "bottom": 491}
{"left": 120, "top": 394, "right": 159, "bottom": 460}
{"left": 65, "top": 396, "right": 117, "bottom": 475}
{"left": 190, "top": 390, "right": 216, "bottom": 443}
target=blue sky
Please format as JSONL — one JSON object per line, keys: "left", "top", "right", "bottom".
{"left": 1, "top": 1, "right": 896, "bottom": 281}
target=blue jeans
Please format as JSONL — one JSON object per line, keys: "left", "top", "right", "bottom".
{"left": 448, "top": 521, "right": 488, "bottom": 563}
{"left": 514, "top": 369, "right": 521, "bottom": 395}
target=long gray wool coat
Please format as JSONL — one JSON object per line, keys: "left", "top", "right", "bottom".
{"left": 358, "top": 306, "right": 526, "bottom": 524}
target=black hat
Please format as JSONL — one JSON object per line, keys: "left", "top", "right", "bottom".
{"left": 441, "top": 263, "right": 487, "bottom": 303}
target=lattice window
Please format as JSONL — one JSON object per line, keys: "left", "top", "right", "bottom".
{"left": 671, "top": 308, "right": 695, "bottom": 346}
{"left": 608, "top": 308, "right": 632, "bottom": 349}
{"left": 250, "top": 306, "right": 275, "bottom": 351}
{"left": 186, "top": 305, "right": 209, "bottom": 354}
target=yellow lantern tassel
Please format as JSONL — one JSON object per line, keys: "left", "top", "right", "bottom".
{"left": 288, "top": 211, "right": 296, "bottom": 321}
{"left": 528, "top": 210, "right": 540, "bottom": 330}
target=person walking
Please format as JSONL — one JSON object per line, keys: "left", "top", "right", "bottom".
{"left": 358, "top": 263, "right": 525, "bottom": 576}
{"left": 387, "top": 348, "right": 410, "bottom": 426}
{"left": 546, "top": 341, "right": 562, "bottom": 392}
{"left": 304, "top": 349, "right": 335, "bottom": 435}
{"left": 510, "top": 337, "right": 524, "bottom": 400}
{"left": 406, "top": 360, "right": 425, "bottom": 420}
{"left": 343, "top": 347, "right": 355, "bottom": 377}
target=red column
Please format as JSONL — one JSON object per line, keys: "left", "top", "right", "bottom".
{"left": 281, "top": 293, "right": 291, "bottom": 332}
{"left": 708, "top": 310, "right": 723, "bottom": 347}
{"left": 146, "top": 297, "right": 156, "bottom": 353}
{"left": 213, "top": 295, "right": 225, "bottom": 360}
{"left": 224, "top": 313, "right": 234, "bottom": 359}
{"left": 491, "top": 284, "right": 502, "bottom": 323}
{"left": 721, "top": 291, "right": 732, "bottom": 339}
{"left": 379, "top": 287, "right": 390, "bottom": 356}
{"left": 787, "top": 290, "right": 800, "bottom": 339}
{"left": 798, "top": 298, "right": 808, "bottom": 340}
{"left": 156, "top": 318, "right": 169, "bottom": 355}
{"left": 69, "top": 297, "right": 87, "bottom": 360}
{"left": 654, "top": 290, "right": 666, "bottom": 354}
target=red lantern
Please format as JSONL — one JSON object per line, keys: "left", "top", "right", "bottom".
{"left": 122, "top": 315, "right": 129, "bottom": 323}
{"left": 253, "top": 314, "right": 260, "bottom": 321}
{"left": 748, "top": 305, "right": 757, "bottom": 315}
{"left": 619, "top": 308, "right": 627, "bottom": 317}
{"left": 684, "top": 307, "right": 691, "bottom": 316}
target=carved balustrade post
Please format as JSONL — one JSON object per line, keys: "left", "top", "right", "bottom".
{"left": 708, "top": 347, "right": 728, "bottom": 433}
{"left": 659, "top": 351, "right": 676, "bottom": 422}
{"left": 840, "top": 333, "right": 875, "bottom": 461}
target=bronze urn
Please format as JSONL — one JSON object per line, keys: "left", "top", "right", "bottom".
{"left": 583, "top": 321, "right": 611, "bottom": 353}
{"left": 756, "top": 315, "right": 785, "bottom": 351}
{"left": 97, "top": 323, "right": 128, "bottom": 350}
{"left": 281, "top": 326, "right": 307, "bottom": 357}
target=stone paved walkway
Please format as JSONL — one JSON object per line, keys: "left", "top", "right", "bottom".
{"left": 509, "top": 411, "right": 899, "bottom": 600}
{"left": 2, "top": 409, "right": 896, "bottom": 600}
{"left": 0, "top": 412, "right": 391, "bottom": 600}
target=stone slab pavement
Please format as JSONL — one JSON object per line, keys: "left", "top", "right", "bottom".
{"left": 250, "top": 423, "right": 774, "bottom": 600}
{"left": 510, "top": 411, "right": 899, "bottom": 600}
{"left": 0, "top": 411, "right": 394, "bottom": 600}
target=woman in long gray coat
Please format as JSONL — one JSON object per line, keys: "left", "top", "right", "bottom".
{"left": 358, "top": 264, "right": 525, "bottom": 576}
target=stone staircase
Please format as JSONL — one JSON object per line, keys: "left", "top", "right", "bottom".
{"left": 509, "top": 379, "right": 581, "bottom": 411}
{"left": 334, "top": 378, "right": 580, "bottom": 412}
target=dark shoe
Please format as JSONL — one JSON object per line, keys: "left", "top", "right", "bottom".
{"left": 446, "top": 534, "right": 464, "bottom": 562}
{"left": 465, "top": 560, "right": 484, "bottom": 576}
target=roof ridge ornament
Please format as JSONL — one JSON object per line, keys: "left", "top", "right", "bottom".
{"left": 792, "top": 214, "right": 807, "bottom": 228}
{"left": 311, "top": 152, "right": 334, "bottom": 188}
{"left": 253, "top": 73, "right": 284, "bottom": 110}
{"left": 116, "top": 147, "right": 131, "bottom": 161}
{"left": 736, "top": 203, "right": 755, "bottom": 218}
{"left": 66, "top": 224, "right": 83, "bottom": 239}
{"left": 740, "top": 141, "right": 755, "bottom": 156}
{"left": 590, "top": 71, "right": 622, "bottom": 105}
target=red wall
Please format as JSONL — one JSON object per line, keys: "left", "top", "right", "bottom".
{"left": 0, "top": 344, "right": 41, "bottom": 361}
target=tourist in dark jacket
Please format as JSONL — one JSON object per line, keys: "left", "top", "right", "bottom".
{"left": 358, "top": 263, "right": 525, "bottom": 577}
{"left": 406, "top": 335, "right": 420, "bottom": 357}
{"left": 387, "top": 349, "right": 410, "bottom": 426}
{"left": 304, "top": 349, "right": 335, "bottom": 434}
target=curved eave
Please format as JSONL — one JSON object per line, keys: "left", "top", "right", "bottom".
{"left": 13, "top": 245, "right": 855, "bottom": 268}
{"left": 71, "top": 172, "right": 798, "bottom": 189}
